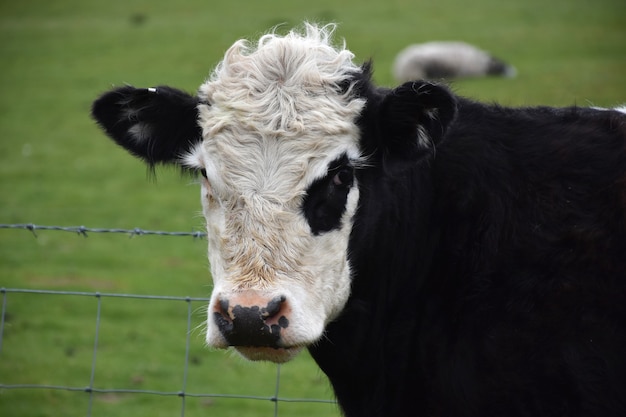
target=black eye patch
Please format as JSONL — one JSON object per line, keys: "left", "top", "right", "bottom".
{"left": 302, "top": 154, "right": 355, "bottom": 235}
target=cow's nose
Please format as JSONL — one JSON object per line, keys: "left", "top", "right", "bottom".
{"left": 213, "top": 294, "right": 290, "bottom": 348}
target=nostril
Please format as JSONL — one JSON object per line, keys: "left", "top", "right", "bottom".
{"left": 218, "top": 298, "right": 231, "bottom": 319}
{"left": 213, "top": 298, "right": 234, "bottom": 337}
{"left": 262, "top": 295, "right": 286, "bottom": 319}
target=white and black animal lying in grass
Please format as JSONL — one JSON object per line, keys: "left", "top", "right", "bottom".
{"left": 393, "top": 41, "right": 517, "bottom": 81}
{"left": 92, "top": 23, "right": 626, "bottom": 417}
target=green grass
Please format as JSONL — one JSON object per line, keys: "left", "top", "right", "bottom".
{"left": 0, "top": 0, "right": 624, "bottom": 415}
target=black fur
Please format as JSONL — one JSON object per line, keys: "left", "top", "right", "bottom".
{"left": 379, "top": 81, "right": 457, "bottom": 157}
{"left": 302, "top": 154, "right": 354, "bottom": 235}
{"left": 91, "top": 85, "right": 201, "bottom": 166}
{"left": 310, "top": 87, "right": 626, "bottom": 416}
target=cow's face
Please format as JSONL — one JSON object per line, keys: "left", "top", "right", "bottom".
{"left": 189, "top": 116, "right": 363, "bottom": 363}
{"left": 91, "top": 24, "right": 457, "bottom": 363}
{"left": 187, "top": 42, "right": 366, "bottom": 362}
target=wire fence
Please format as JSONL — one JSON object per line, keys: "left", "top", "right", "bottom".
{"left": 0, "top": 223, "right": 208, "bottom": 239}
{"left": 0, "top": 223, "right": 338, "bottom": 417}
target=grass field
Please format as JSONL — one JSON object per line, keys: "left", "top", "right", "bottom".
{"left": 1, "top": 0, "right": 624, "bottom": 416}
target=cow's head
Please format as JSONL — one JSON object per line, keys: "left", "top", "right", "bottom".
{"left": 92, "top": 23, "right": 456, "bottom": 363}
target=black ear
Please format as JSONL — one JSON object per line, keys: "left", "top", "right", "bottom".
{"left": 91, "top": 85, "right": 202, "bottom": 166}
{"left": 379, "top": 80, "right": 457, "bottom": 160}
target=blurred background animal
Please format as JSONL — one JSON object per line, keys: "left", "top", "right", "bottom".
{"left": 393, "top": 41, "right": 517, "bottom": 82}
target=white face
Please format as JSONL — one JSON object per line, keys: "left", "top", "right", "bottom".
{"left": 190, "top": 124, "right": 362, "bottom": 362}
{"left": 184, "top": 26, "right": 367, "bottom": 363}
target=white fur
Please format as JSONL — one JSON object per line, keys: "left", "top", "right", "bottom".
{"left": 185, "top": 24, "right": 367, "bottom": 361}
{"left": 393, "top": 41, "right": 517, "bottom": 82}
{"left": 593, "top": 105, "right": 626, "bottom": 114}
{"left": 128, "top": 122, "right": 152, "bottom": 143}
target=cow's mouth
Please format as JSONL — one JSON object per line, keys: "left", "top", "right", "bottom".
{"left": 235, "top": 346, "right": 304, "bottom": 363}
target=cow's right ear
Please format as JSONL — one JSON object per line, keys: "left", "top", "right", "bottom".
{"left": 378, "top": 81, "right": 457, "bottom": 161}
{"left": 91, "top": 86, "right": 202, "bottom": 167}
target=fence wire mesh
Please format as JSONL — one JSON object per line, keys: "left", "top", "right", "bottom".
{"left": 0, "top": 224, "right": 338, "bottom": 417}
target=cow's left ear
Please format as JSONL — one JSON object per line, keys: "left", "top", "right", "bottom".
{"left": 378, "top": 80, "right": 457, "bottom": 160}
{"left": 91, "top": 85, "right": 202, "bottom": 167}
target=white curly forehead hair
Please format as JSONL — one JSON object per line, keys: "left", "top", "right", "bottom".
{"left": 197, "top": 23, "right": 366, "bottom": 137}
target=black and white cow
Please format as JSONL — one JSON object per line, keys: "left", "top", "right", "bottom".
{"left": 393, "top": 41, "right": 517, "bottom": 82}
{"left": 92, "top": 24, "right": 626, "bottom": 417}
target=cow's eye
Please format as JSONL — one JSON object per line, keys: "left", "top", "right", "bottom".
{"left": 302, "top": 155, "right": 355, "bottom": 235}
{"left": 332, "top": 166, "right": 354, "bottom": 188}
{"left": 199, "top": 168, "right": 208, "bottom": 179}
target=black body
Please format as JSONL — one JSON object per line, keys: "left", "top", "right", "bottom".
{"left": 310, "top": 84, "right": 626, "bottom": 416}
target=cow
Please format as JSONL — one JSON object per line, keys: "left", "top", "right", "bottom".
{"left": 393, "top": 41, "right": 517, "bottom": 82}
{"left": 92, "top": 23, "right": 626, "bottom": 417}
